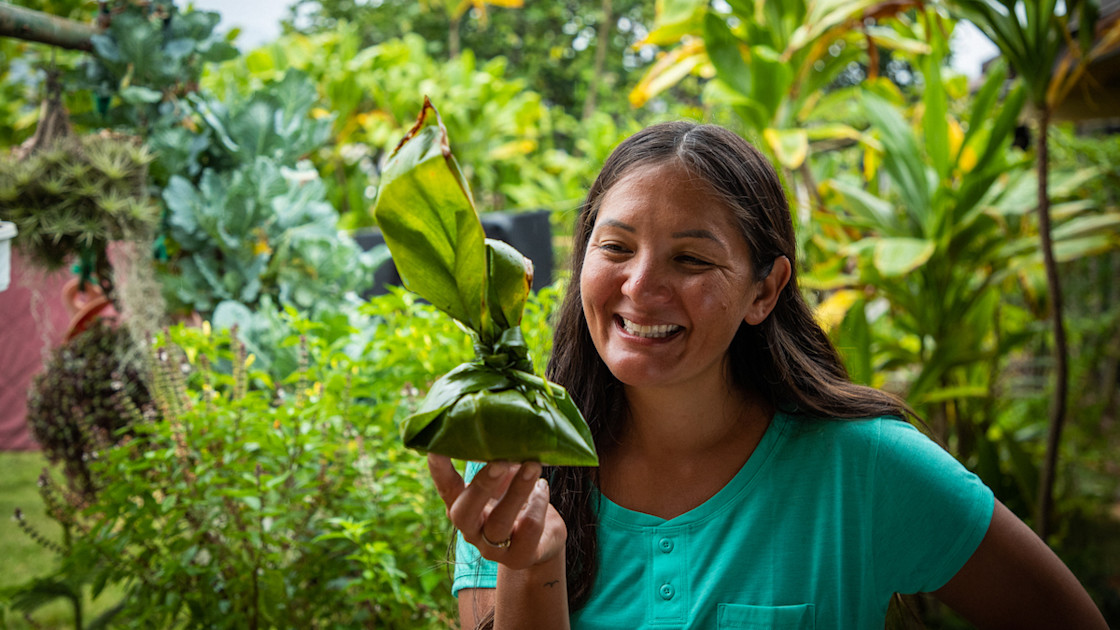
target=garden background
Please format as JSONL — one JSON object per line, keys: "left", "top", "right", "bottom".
{"left": 1, "top": 0, "right": 1118, "bottom": 627}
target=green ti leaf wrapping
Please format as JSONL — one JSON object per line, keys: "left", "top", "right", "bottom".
{"left": 373, "top": 98, "right": 598, "bottom": 466}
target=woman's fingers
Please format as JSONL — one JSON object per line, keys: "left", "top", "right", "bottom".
{"left": 426, "top": 456, "right": 559, "bottom": 567}
{"left": 447, "top": 461, "right": 521, "bottom": 535}
{"left": 508, "top": 479, "right": 552, "bottom": 558}
{"left": 477, "top": 462, "right": 542, "bottom": 546}
{"left": 427, "top": 453, "right": 466, "bottom": 511}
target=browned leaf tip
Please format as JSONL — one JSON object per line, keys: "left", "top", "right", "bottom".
{"left": 390, "top": 96, "right": 433, "bottom": 156}
{"left": 390, "top": 96, "right": 452, "bottom": 160}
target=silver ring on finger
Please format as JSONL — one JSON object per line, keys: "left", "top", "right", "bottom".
{"left": 480, "top": 528, "right": 512, "bottom": 549}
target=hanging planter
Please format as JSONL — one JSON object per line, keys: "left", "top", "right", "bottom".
{"left": 0, "top": 220, "right": 15, "bottom": 292}
{"left": 61, "top": 277, "right": 118, "bottom": 340}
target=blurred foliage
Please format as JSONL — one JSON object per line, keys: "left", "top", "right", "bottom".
{"left": 37, "top": 1, "right": 381, "bottom": 372}
{"left": 814, "top": 56, "right": 1120, "bottom": 521}
{"left": 154, "top": 69, "right": 375, "bottom": 329}
{"left": 284, "top": 0, "right": 654, "bottom": 117}
{"left": 201, "top": 27, "right": 642, "bottom": 230}
{"left": 0, "top": 0, "right": 94, "bottom": 147}
{"left": 2, "top": 283, "right": 565, "bottom": 628}
{"left": 68, "top": 0, "right": 238, "bottom": 131}
{"left": 941, "top": 0, "right": 1120, "bottom": 538}
{"left": 629, "top": 0, "right": 930, "bottom": 171}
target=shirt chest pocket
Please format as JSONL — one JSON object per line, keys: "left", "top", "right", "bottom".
{"left": 716, "top": 603, "right": 815, "bottom": 629}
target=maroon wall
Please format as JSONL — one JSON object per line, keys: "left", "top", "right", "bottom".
{"left": 0, "top": 250, "right": 71, "bottom": 451}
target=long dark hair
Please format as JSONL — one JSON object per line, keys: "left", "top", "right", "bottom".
{"left": 474, "top": 121, "right": 911, "bottom": 627}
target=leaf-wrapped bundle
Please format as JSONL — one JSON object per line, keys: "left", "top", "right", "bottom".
{"left": 373, "top": 99, "right": 598, "bottom": 466}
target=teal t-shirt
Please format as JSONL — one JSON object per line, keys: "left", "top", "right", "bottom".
{"left": 452, "top": 413, "right": 995, "bottom": 629}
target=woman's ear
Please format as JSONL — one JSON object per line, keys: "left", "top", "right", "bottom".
{"left": 744, "top": 256, "right": 792, "bottom": 325}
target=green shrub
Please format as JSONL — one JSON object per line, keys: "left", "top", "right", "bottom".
{"left": 6, "top": 284, "right": 565, "bottom": 627}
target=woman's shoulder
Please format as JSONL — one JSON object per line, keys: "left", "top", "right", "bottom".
{"left": 775, "top": 412, "right": 947, "bottom": 470}
{"left": 780, "top": 412, "right": 918, "bottom": 444}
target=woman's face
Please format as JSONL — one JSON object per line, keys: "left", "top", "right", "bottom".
{"left": 580, "top": 160, "right": 762, "bottom": 394}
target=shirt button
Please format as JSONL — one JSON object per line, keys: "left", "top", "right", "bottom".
{"left": 658, "top": 537, "right": 674, "bottom": 553}
{"left": 659, "top": 583, "right": 675, "bottom": 600}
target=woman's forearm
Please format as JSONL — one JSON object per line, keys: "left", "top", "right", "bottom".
{"left": 495, "top": 550, "right": 570, "bottom": 630}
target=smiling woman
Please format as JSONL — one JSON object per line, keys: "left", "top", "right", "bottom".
{"left": 427, "top": 120, "right": 1109, "bottom": 630}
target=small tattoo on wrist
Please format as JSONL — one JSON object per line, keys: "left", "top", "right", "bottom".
{"left": 544, "top": 580, "right": 560, "bottom": 588}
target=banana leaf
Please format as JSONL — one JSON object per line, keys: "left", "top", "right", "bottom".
{"left": 373, "top": 98, "right": 598, "bottom": 466}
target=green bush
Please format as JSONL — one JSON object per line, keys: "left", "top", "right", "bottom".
{"left": 5, "top": 287, "right": 562, "bottom": 627}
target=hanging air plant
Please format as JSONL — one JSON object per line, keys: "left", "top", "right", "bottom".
{"left": 0, "top": 129, "right": 159, "bottom": 303}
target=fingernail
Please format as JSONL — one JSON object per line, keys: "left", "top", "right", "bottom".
{"left": 487, "top": 462, "right": 507, "bottom": 479}
{"left": 522, "top": 463, "right": 538, "bottom": 481}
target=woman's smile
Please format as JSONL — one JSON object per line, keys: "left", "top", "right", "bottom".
{"left": 618, "top": 316, "right": 683, "bottom": 339}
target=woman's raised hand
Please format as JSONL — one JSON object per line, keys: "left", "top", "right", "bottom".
{"left": 428, "top": 454, "right": 567, "bottom": 571}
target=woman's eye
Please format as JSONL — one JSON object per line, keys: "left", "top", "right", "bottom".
{"left": 598, "top": 243, "right": 628, "bottom": 254}
{"left": 677, "top": 255, "right": 712, "bottom": 267}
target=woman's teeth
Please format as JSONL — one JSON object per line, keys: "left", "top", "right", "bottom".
{"left": 622, "top": 318, "right": 681, "bottom": 338}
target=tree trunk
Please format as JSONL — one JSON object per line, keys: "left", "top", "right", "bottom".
{"left": 581, "top": 0, "right": 613, "bottom": 121}
{"left": 449, "top": 14, "right": 461, "bottom": 59}
{"left": 0, "top": 3, "right": 97, "bottom": 52}
{"left": 1035, "top": 105, "right": 1069, "bottom": 540}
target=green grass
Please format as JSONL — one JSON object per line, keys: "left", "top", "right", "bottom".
{"left": 0, "top": 451, "right": 122, "bottom": 629}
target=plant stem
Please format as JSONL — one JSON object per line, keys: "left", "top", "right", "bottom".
{"left": 1035, "top": 105, "right": 1069, "bottom": 540}
{"left": 581, "top": 0, "right": 612, "bottom": 122}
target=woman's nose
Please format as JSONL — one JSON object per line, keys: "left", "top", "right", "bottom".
{"left": 621, "top": 256, "right": 671, "bottom": 302}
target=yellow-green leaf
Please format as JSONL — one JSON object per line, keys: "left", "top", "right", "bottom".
{"left": 873, "top": 237, "right": 935, "bottom": 277}
{"left": 815, "top": 289, "right": 862, "bottom": 333}
{"left": 641, "top": 0, "right": 707, "bottom": 46}
{"left": 630, "top": 39, "right": 707, "bottom": 107}
{"left": 763, "top": 127, "right": 809, "bottom": 169}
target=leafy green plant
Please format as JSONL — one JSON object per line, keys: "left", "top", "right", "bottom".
{"left": 151, "top": 69, "right": 333, "bottom": 182}
{"left": 150, "top": 69, "right": 376, "bottom": 371}
{"left": 77, "top": 0, "right": 236, "bottom": 130}
{"left": 942, "top": 0, "right": 1120, "bottom": 537}
{"left": 6, "top": 285, "right": 565, "bottom": 626}
{"left": 202, "top": 30, "right": 609, "bottom": 225}
{"left": 67, "top": 5, "right": 366, "bottom": 346}
{"left": 814, "top": 39, "right": 1120, "bottom": 516}
{"left": 8, "top": 313, "right": 457, "bottom": 628}
{"left": 159, "top": 155, "right": 373, "bottom": 317}
{"left": 629, "top": 0, "right": 926, "bottom": 180}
